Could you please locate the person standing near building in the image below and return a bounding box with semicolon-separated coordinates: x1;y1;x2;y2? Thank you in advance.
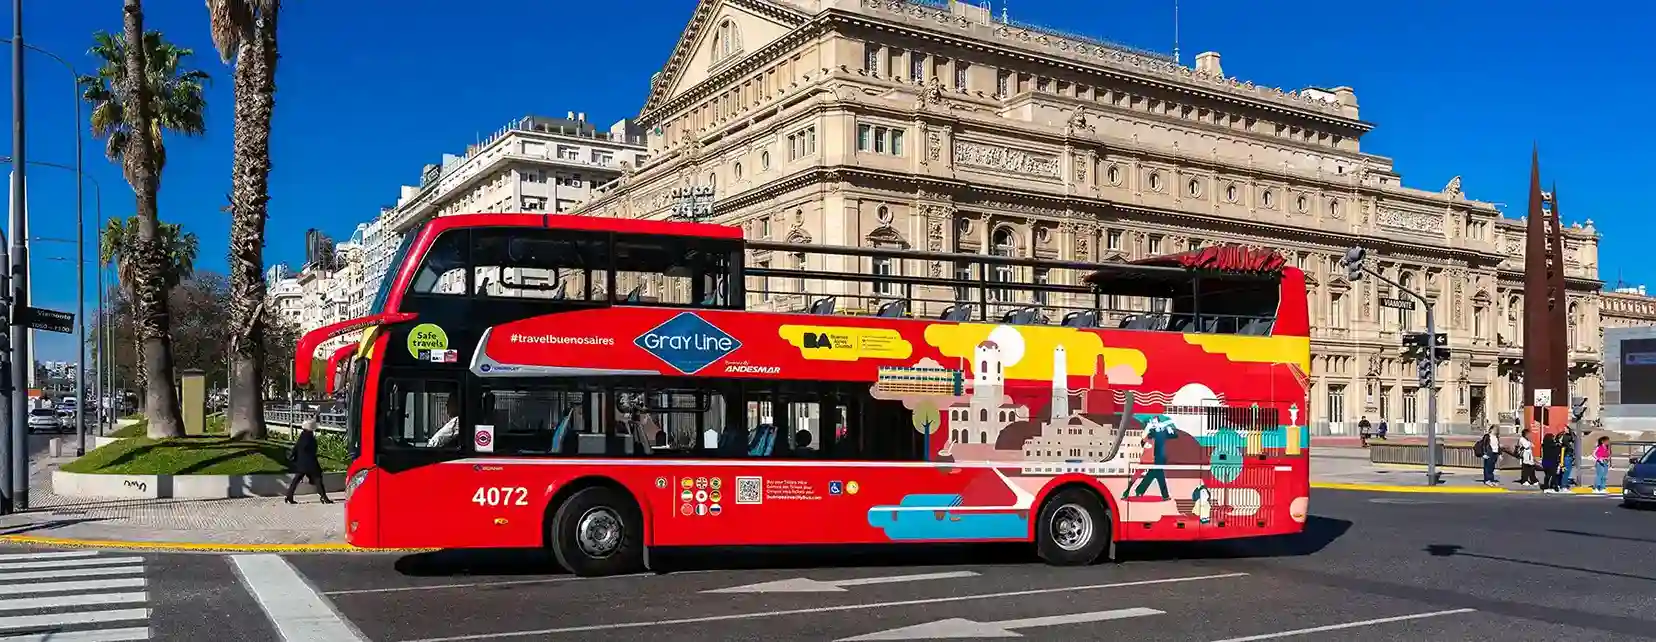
1474;426;1501;487
1558;429;1578;490
1514;427;1538;487
1540;433;1562;493
1591;435;1613;494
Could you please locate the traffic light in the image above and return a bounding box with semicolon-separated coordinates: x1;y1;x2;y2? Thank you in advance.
1570;396;1588;423
1416;358;1434;387
1341;246;1366;282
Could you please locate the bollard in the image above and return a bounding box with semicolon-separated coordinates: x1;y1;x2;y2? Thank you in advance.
49;438;61;458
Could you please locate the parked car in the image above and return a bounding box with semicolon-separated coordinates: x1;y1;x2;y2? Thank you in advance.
1624;447;1656;508
27;407;64;433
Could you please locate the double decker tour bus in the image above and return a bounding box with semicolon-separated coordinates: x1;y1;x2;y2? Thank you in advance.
297;213;1311;576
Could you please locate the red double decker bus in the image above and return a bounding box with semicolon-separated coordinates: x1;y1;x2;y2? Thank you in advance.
297;214;1311;576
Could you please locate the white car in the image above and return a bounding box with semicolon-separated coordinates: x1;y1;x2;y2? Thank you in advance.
27;408;63;433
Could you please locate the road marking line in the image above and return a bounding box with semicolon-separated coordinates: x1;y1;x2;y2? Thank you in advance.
0;626;151;642
1205;608;1476;642
0;557;146;572
0;550;100;562
0;577;146;596
399;572;1248;641
0;591;147;612
0;608;149;632
0;565;145;582
230;554;368;642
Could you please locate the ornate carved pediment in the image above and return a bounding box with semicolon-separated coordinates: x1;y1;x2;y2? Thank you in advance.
865;225;909;248
1472;290;1493;305
953;141;1061;179
786;226;812;244
1375;208;1444;234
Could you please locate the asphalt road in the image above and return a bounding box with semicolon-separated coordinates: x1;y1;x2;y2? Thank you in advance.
1;490;1652;641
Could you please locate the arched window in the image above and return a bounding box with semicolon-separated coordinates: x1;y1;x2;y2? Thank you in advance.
1567;302;1579;347
990;227;1017;302
711;20;743;63
980;408;988;422
1395;273;1413;329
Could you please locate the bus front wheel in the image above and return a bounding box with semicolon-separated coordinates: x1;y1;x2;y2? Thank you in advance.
549;486;644;577
1034;487;1111;566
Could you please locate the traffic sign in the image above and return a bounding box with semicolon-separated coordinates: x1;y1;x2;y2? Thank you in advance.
1532;389;1552;407
1379;297;1415;310
20;306;73;334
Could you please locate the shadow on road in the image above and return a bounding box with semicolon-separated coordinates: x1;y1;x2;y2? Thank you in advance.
392;515;1352;577
1118;515;1353;562
1426;543;1656;583
0;517;112;537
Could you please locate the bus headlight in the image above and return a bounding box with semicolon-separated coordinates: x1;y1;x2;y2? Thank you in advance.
344;468;371;501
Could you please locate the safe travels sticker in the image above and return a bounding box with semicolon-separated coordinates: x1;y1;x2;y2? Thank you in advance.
407;323;449;359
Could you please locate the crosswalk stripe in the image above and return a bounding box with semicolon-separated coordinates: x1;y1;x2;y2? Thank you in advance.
0;592;148;612
0;565;144;582
0;557;146;572
0;551;100;562
0;625;151;641
0;608;149;632
0;577;146;597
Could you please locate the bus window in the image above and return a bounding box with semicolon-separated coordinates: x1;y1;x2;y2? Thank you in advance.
471;229;608;301
478;384;586;455
410;231;471;296
612;234;738;308
382;378;463;450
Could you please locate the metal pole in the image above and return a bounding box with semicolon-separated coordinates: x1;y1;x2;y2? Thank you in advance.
6;0;29;512
1424;304;1438;486
74;65;85;457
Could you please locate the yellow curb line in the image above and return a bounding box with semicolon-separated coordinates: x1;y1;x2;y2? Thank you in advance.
0;534;435;554
1313;481;1624;495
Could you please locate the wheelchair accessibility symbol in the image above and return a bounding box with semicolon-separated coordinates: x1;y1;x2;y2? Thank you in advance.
828;481;843;496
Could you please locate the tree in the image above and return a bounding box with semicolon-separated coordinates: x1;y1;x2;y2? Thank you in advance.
82;3;209;438
100;215;199;396
88;269;300;406
207;0;282;440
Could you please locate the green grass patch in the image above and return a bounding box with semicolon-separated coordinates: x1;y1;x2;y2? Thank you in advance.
62;436;347;476
108;419;148;438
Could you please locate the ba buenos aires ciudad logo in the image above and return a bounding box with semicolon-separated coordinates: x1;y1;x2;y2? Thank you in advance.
634;312;741;374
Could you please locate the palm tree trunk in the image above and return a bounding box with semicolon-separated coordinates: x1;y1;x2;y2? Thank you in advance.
226;2;280;441
122;0;186;438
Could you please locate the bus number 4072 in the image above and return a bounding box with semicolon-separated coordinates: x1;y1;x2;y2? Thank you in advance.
472;487;529;506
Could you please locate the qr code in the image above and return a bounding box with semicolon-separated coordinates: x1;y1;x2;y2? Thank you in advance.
735;476;762;505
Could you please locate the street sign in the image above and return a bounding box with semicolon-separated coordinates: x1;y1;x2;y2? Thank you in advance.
21;306;74;334
1532;389;1552;407
1379;297;1416;310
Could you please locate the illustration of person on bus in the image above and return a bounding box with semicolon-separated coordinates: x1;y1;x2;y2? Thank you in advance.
1124;415;1176;501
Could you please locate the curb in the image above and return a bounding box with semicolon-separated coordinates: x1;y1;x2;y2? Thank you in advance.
1312;481;1624;495
0;534;435;554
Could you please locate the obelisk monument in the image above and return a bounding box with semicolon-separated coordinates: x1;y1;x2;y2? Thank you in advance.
1521;148;1569;446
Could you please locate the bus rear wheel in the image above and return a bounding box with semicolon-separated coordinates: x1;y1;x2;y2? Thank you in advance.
549;486;644;577
1035;487;1111;566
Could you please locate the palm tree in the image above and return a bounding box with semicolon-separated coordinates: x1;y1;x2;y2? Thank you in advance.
100;215;199;408
207;0;281;440
79;30;209;183
82;0;203;438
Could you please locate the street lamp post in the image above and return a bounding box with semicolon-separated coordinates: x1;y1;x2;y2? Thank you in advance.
0;36;86;456
3;0;29;515
10;161;99;457
1343;246;1442;486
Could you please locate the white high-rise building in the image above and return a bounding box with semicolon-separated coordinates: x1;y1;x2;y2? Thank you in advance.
379;112;649;236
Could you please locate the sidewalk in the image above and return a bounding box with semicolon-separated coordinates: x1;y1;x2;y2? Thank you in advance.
1310;446;1625;494
0;446;1627;553
0;435;354;552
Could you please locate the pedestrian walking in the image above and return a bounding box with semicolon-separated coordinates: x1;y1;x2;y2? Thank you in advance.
1592;435;1613;494
1515;427;1539;486
285;419;334;505
1474;426;1501;486
1540;433;1562;493
1558;429;1578;490
1358;416;1372;447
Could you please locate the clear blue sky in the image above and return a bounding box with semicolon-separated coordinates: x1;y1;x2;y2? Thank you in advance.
7;0;1653;363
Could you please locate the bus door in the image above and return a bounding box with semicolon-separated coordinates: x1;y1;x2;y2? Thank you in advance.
372;369;474;546
1200;402;1278;539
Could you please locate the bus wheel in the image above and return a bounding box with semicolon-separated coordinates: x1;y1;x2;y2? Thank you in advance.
1035;487;1110;566
549;486;644;577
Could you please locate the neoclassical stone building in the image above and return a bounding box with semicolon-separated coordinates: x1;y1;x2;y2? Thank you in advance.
577;0;1621;433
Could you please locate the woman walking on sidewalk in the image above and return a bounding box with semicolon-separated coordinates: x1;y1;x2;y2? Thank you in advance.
285;420;334;505
1515;427;1539;487
1592;435;1613;494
